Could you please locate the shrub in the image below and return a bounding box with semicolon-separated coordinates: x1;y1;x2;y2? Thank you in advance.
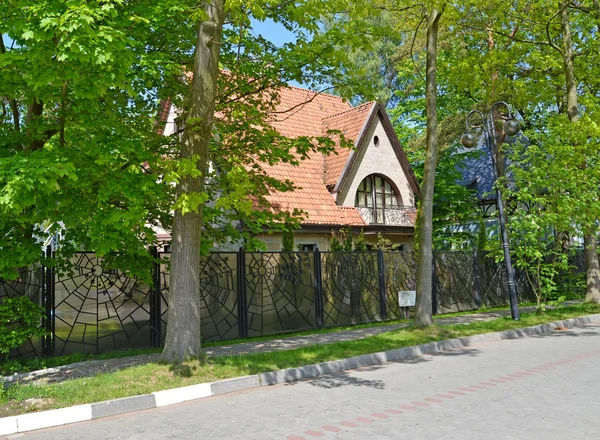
0;297;46;357
282;225;295;252
354;229;367;251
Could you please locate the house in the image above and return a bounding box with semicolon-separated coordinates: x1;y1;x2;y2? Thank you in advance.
444;133;532;248
160;85;420;251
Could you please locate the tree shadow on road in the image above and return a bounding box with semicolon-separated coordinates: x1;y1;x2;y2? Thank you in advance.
287;364;387;390
531;325;600;339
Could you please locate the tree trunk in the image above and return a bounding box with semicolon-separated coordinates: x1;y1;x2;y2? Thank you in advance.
560;4;578;124
559;3;600;302
415;7;444;328
584;235;600;303
162;0;225;363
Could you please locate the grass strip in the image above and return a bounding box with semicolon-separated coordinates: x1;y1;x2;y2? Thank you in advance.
1;301;543;376
0;302;598;417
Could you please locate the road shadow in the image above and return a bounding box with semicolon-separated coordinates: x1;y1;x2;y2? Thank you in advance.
304;365;387;390
530;324;600;339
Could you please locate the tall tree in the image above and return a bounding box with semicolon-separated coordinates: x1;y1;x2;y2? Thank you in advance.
162;0;225;362
414;5;445;327
161;0;374;361
558;2;600;303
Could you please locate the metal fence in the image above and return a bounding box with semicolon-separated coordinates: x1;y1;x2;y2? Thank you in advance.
0;249;547;358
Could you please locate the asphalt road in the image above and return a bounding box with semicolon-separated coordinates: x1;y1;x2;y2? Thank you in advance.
12;324;600;440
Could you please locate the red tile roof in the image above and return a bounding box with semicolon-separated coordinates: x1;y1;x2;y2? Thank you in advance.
265;87;376;226
322;102;375;187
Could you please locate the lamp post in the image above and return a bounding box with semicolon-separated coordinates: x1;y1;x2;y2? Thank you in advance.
461;101;520;320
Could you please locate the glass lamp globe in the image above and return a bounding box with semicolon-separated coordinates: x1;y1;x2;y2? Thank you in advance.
503;119;521;136
461;132;478;148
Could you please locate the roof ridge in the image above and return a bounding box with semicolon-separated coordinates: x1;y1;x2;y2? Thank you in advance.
322;101;376;122
284;85;347;101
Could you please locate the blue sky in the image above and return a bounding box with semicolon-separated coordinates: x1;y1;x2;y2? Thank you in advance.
250;18;297;47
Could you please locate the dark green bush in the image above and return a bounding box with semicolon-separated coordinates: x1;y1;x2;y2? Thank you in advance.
0;297;46;357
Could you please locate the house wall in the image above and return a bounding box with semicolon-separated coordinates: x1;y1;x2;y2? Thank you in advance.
162;104;178;136
255;231;413;251
336;115;415;209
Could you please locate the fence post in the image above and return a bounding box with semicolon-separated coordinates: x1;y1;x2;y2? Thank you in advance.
150;247;161;348
377;249;387;321
42;245;54;357
314;248;325;329
431;251;438;316
237;248;248;339
473;250;482;308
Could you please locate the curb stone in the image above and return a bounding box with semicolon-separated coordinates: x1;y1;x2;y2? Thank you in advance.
2;313;599;435
91;394;156;419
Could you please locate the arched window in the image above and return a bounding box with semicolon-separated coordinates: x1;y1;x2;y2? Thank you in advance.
355;175;401;224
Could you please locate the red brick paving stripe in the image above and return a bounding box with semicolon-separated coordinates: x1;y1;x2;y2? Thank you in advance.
285;343;593;440
410;401;431;407
323;426;342;433
371;413;390;419
448;390;466;395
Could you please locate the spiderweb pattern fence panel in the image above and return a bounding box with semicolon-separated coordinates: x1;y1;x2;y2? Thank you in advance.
383;251;417;319
434;252;479;314
53;253;152;355
245;252;316;337
158;252;239;342
321;252;381;326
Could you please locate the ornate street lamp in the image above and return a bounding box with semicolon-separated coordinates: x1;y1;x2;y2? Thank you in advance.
461;102;521;320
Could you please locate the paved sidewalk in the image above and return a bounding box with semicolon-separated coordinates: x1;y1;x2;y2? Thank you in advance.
1;302;579;387
16;321;600;440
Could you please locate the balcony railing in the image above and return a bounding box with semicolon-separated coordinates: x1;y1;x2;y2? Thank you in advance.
357;206;417;226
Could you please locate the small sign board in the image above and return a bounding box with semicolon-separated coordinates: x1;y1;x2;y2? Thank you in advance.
398;290;416;307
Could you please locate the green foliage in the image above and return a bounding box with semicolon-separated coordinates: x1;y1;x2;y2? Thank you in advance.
329;230;343;251
477;219;488;252
411;146;482;249
343;229;353;252
502;113;600;309
0;0;377;278
281;224;295;252
354;229;367;251
329;228;354;251
0;297;45;357
376;232;400;251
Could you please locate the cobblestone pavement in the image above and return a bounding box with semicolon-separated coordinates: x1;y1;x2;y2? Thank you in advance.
2;302;580;386
13;322;600;440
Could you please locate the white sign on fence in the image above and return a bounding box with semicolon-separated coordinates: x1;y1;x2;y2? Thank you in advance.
398;290;416;307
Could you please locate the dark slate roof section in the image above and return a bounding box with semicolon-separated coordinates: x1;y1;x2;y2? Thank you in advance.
456;133;529;201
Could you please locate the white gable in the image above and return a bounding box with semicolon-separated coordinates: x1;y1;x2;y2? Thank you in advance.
336;113;415;208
